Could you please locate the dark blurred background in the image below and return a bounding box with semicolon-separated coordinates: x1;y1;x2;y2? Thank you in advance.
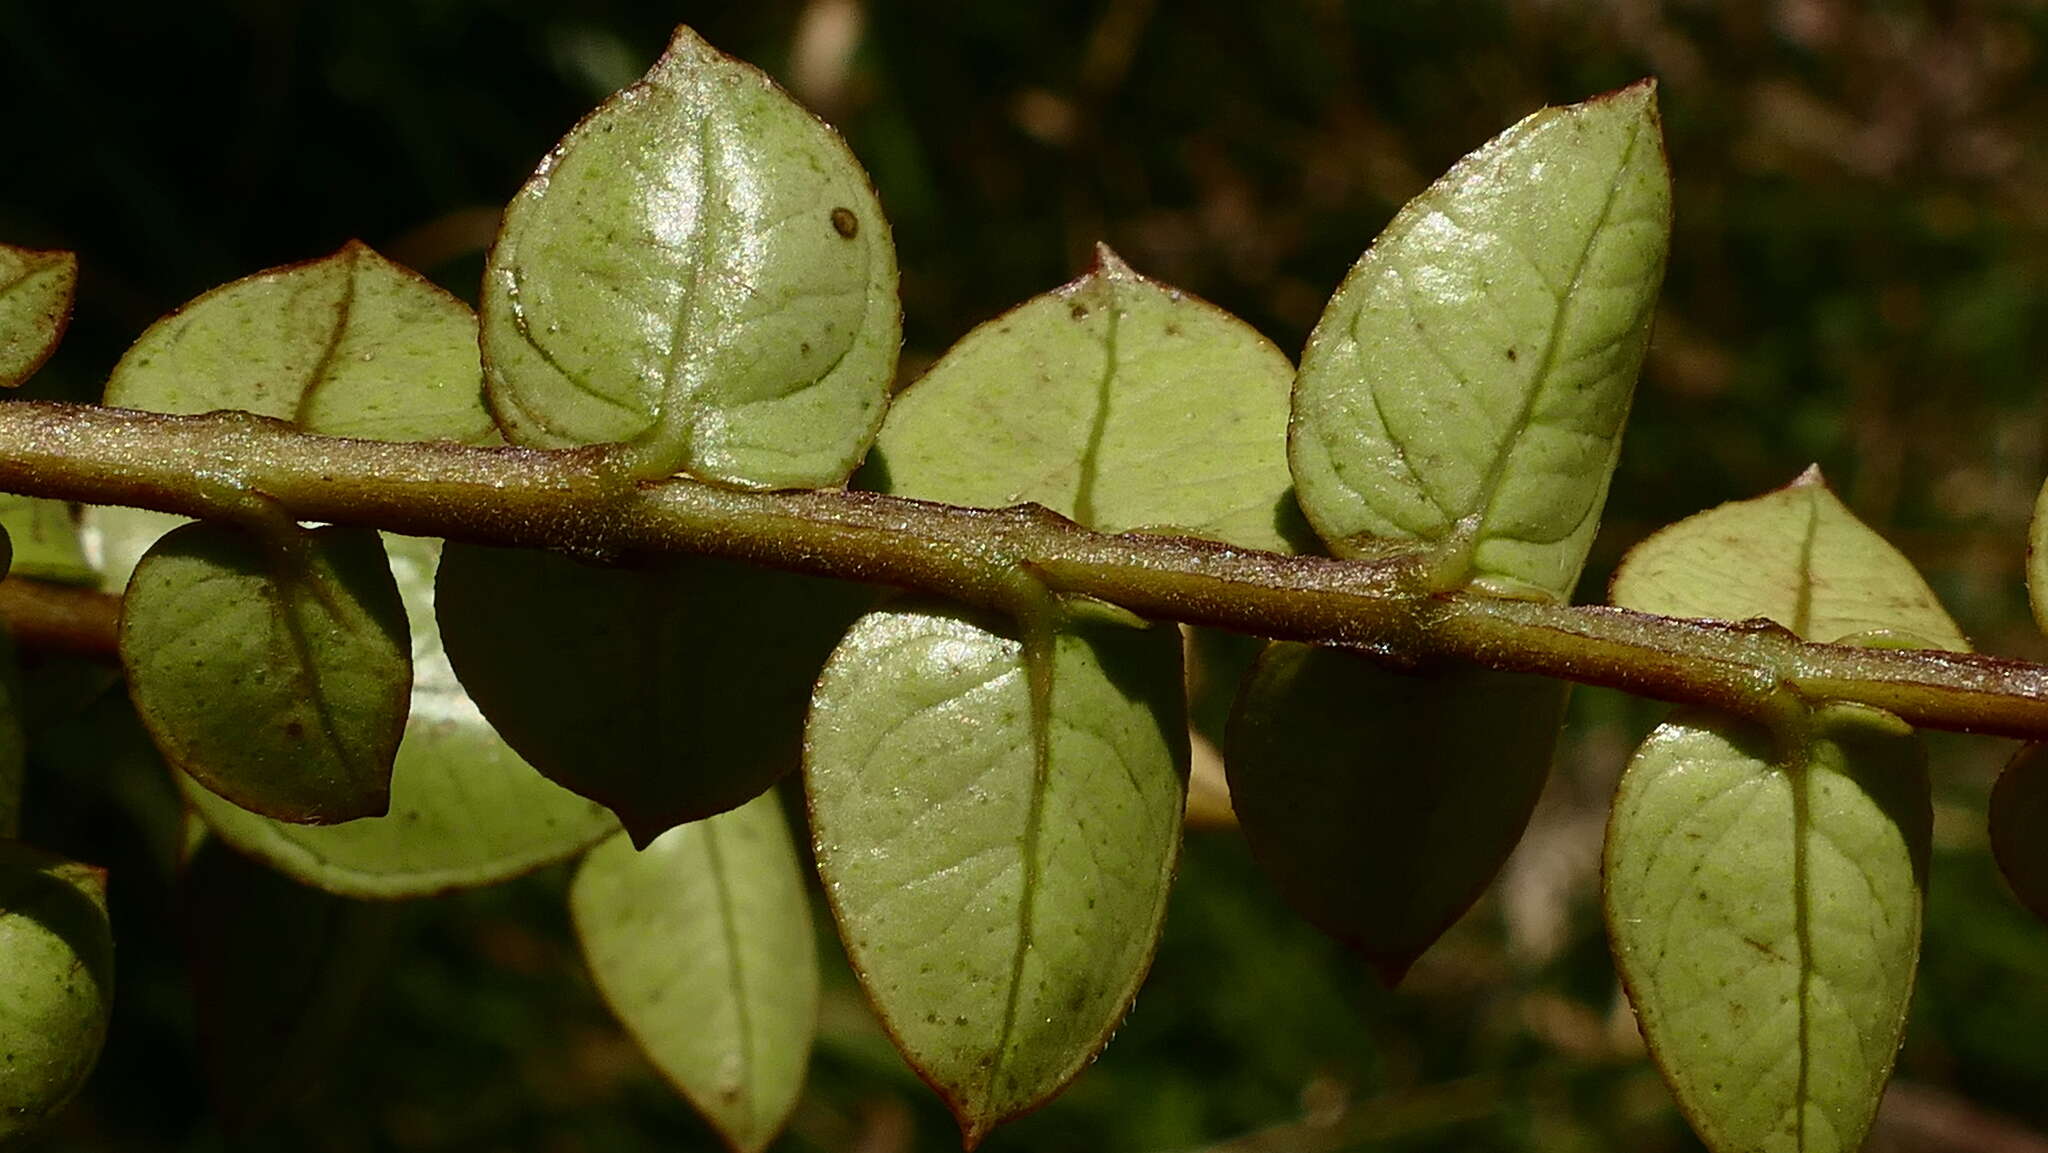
6;1;2048;1150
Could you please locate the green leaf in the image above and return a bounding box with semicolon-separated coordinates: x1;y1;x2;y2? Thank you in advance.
178;536;617;897
867;244;1302;553
103;240;494;444
1290;82;1670;600
182;834;397;1130
571;793;816;1153
1226;644;1564;981
1991;743;2048;925
0;244;76;389
1612;466;1968;650
436;545;870;845
120;523;411;824
806;604;1187;1144
481;24;899;487
0;841;113;1142
0;496;95;585
1605;705;1928;1153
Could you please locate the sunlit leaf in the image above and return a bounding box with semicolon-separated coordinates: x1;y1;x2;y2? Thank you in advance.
0;244;76;389
178;536;617;896
1291;83;1669;600
1227;644;1563;982
1605;706;1927;1153
437;545;870;845
0;842;112;1142
1613;465;1968;650
182;835;397;1130
103;240;494;444
481;23;898;488
571;793;815;1153
0;497;93;585
120;523;410;824
806;604;1186;1145
1991;743;2048;925
868;244;1303;553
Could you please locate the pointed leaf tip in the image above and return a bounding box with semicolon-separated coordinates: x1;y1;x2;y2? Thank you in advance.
1290;77;1671;598
1611;471;1967;650
481;21;899;487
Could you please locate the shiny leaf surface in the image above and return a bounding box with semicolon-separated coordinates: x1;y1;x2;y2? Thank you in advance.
572;794;815;1153
481;24;898;487
1290;83;1669;600
806;605;1186;1144
1227;644;1564;982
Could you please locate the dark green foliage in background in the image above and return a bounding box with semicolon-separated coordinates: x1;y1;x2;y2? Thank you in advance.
6;2;2048;1150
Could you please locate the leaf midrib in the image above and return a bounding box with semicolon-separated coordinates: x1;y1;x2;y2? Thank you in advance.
986;621;1058;1119
1070;285;1122;530
1461;116;1645;570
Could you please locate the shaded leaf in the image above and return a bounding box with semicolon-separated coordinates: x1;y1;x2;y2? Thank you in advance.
1226;644;1564;982
436;545;869;845
572;794;815;1153
0;841;113;1142
1605;706;1928;1153
182;835;397;1130
1290;83;1669;600
869;244;1301;553
1991;743;2048;925
103;240;494;444
0;497;94;585
178;536;616;897
806;604;1186;1145
0;244;76;389
1612;466;1968;650
0;629;21;840
120;523;411;824
482;24;898;487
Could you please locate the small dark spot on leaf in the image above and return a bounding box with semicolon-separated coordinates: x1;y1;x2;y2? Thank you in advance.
830;208;859;238
284;720;304;740
1504;347;1518;361
1070;302;1089;320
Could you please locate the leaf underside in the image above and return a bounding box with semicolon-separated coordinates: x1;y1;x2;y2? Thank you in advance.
806;604;1187;1145
572;793;817;1153
1990;744;2048;925
0;243;77;389
1290;82;1670;600
1605;707;1927;1153
178;536;617;897
869;244;1303;554
436;543;871;846
1227;644;1564;982
1612;466;1969;651
0;841;113;1143
120;523;412;824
